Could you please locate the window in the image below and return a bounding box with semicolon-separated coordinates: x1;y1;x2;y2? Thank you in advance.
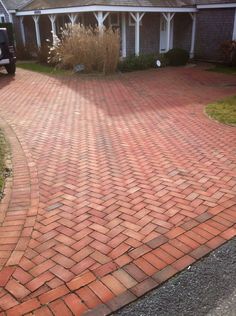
108;13;119;27
161;19;166;32
0;15;5;23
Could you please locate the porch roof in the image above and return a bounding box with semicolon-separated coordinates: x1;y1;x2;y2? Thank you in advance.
20;0;196;11
196;0;236;8
2;0;32;10
197;0;236;3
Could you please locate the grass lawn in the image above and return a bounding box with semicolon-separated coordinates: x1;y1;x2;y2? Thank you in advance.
0;130;7;198
207;64;236;75
205;95;236;126
17;62;70;76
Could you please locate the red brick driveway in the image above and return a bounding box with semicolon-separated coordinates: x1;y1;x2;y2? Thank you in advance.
0;66;235;315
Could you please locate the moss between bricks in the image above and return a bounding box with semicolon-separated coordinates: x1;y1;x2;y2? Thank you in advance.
0;129;8;200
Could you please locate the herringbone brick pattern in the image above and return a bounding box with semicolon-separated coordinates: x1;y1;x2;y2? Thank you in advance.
0;66;235;315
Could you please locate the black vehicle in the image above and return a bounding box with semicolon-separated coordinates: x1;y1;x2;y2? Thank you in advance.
0;28;16;75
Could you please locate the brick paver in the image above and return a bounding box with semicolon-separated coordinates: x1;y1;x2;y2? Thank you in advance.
0;66;235;315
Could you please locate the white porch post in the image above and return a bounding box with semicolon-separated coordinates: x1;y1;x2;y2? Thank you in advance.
94;11;109;31
9;13;13;23
135;13;140;56
121;13;127;58
233;8;236;40
68;13;78;25
33;15;41;48
130;12;145;56
166;13;171;52
48;14;57;43
19;16;26;47
189;13;196;58
162;13;175;52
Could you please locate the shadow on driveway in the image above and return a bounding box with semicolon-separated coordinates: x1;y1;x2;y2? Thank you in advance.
0;71;15;89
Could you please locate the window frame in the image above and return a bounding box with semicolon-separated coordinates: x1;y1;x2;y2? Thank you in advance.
108;13;120;27
0;14;5;23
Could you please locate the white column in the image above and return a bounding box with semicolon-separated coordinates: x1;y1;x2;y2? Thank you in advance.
162;13;175;52
94;11;109;31
33;15;41;48
48;14;57;43
135;13;140;56
68;13;78;25
233;8;236;40
9;13;13;23
19;16;26;47
130;12;145;56
190;13;197;58
166;14;171;52
121;13;127;58
97;11;104;30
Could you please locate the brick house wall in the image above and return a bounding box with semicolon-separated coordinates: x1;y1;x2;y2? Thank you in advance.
23;16;37;48
136;13;160;55
173;13;192;52
0;1;9;23
11;14;22;45
195;8;235;61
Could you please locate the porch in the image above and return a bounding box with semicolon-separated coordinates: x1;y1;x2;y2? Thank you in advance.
17;7;197;58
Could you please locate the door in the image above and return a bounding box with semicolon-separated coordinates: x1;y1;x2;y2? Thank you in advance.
159;15;174;53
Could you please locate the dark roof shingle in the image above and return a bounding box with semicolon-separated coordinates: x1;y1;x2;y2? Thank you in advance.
21;0;196;11
2;0;33;10
15;0;236;11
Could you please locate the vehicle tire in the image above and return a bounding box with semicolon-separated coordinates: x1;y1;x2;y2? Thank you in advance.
5;62;16;75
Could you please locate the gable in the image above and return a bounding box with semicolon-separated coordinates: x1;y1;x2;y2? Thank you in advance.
1;0;33;11
0;0;9;22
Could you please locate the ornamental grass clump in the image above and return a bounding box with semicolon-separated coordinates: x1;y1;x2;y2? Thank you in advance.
48;24;120;74
220;40;236;66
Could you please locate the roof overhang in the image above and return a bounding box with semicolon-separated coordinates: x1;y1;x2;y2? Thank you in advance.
197;3;236;9
0;0;10;17
16;5;197;16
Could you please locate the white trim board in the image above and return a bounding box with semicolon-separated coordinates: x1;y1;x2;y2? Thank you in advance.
16;5;197;16
197;3;236;9
0;13;5;22
233;8;236;40
0;0;10;20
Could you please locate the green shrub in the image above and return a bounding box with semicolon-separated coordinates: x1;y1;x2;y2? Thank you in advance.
0;130;6;197
165;48;189;66
118;53;168;72
16;43;52;64
220;40;236;66
16;44;35;60
37;44;50;64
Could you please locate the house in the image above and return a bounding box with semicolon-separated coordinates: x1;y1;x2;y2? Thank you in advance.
1;0;32;22
3;0;236;61
0;0;32;48
0;0;10;23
